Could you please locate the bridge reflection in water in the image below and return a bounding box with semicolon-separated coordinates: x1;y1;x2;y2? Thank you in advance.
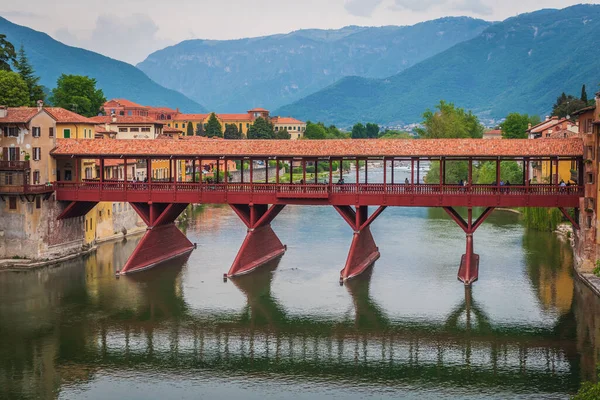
0;228;596;398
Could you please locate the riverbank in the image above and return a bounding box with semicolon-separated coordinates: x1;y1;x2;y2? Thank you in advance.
0;227;146;272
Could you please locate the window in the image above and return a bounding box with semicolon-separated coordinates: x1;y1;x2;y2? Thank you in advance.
9;197;17;210
130;127;139;132
85;219;88;231
128;111;132;116
35;196;41;209
587;119;593;133
33;147;41;161
63;129;71;139
33;170;40;184
588;173;594;184
5;172;13;185
119;111;125;116
175;123;179;128
587;216;593;229
141;127;151;132
119;127;128;132
7;147;20;161
32;127;41;137
49;127;54;137
8;127;18;137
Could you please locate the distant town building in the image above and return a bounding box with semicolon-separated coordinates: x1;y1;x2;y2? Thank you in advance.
526;116;578;139
103;99;307;139
483;129;502;139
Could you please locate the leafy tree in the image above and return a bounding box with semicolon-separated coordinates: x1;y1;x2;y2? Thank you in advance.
195;122;205;137
186;121;194;136
379;129;413;139
365;122;380;138
14;45;45;106
205;112;223;138
224;123;242;139
573;365;600;399
552;92;586;119
49;74;106;117
351;123;367;139
581;84;588;103
500;113;540;139
0;34;16;72
325;124;347;139
247;117;274;139
304;121;327;139
415;101;483;139
274;128;291;140
0;70;29;106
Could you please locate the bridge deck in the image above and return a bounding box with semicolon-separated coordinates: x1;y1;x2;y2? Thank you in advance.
55;181;582;207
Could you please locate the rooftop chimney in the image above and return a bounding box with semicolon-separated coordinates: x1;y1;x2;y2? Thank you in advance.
545;116;550;121
36;100;44;111
0;106;7;119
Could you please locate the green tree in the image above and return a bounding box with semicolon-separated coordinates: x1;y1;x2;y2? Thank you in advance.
581;84;588;103
379;129;412;139
49;74;106;117
224;123;242;139
573;365;600;399
325;124;348;139
552;92;586;119
186;121;194;136
274;128;291;139
415;101;483;139
351;123;367;139
0;34;16;72
365;122;380;139
0;70;29;106
304;121;327;139
205;112;223;138
195;122;205;137
247;117;274;139
500;113;539;139
14;45;45;106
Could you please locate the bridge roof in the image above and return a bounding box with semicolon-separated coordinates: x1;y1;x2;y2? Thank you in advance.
51;138;583;158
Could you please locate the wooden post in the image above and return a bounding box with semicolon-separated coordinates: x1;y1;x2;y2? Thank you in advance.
416;158;420;184
391;158;395;184
100;159;105;183
250;158;253;183
289;159;293;183
496;158;501;189
216;159;220;184
355;158;359;188
440;157;444;186
365;159;368;184
192;159;196;183
411;158;414;186
329;159;333;186
383;158;387;192
302;159;306;184
468;157;473;187
265;159;269;183
276;159;280;184
314;160;318;185
224;158;228;183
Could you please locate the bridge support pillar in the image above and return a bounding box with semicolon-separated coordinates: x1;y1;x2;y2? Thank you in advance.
228;204;287;277
443;207;495;286
335;205;386;281
120;202;193;275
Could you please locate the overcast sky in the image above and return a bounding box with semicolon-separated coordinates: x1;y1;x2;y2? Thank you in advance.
2;0;599;64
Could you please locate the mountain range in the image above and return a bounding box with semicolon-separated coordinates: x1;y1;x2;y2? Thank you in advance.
137;17;491;112
275;4;600;126
0;16;205;113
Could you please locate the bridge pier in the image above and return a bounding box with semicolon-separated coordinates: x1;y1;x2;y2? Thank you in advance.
120;202;193;275
443;207;495;286
228;204;287;277
335;205;386;281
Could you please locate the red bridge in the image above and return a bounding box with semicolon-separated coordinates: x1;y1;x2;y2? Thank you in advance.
51;138;584;286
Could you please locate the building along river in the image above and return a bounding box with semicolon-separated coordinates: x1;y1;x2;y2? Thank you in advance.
0;168;598;399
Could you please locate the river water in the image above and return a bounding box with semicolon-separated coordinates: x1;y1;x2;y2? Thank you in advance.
1;169;600;399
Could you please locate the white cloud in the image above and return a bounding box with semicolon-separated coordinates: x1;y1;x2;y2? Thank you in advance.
391;0;448;12
345;0;385;16
54;13;173;65
452;0;494;15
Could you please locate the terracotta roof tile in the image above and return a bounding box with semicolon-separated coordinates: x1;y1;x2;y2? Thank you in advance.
173;114;208;121
51;138;584;158
0;107;42;123
105;99;148;109
272;116;305;124
45;107;96;124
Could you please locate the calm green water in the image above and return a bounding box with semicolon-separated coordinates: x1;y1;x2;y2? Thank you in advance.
1;171;599;399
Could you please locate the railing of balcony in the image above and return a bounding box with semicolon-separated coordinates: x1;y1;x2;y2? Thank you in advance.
0;160;30;170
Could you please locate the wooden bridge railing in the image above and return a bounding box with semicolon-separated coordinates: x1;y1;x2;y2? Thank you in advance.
55;181;584;197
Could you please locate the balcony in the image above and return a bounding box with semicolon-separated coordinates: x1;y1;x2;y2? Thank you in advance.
0;160;30;170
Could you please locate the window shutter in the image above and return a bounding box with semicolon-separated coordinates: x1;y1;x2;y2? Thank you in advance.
2;147;8;160
15;147;20;161
2;127;6;137
49;127;54;137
